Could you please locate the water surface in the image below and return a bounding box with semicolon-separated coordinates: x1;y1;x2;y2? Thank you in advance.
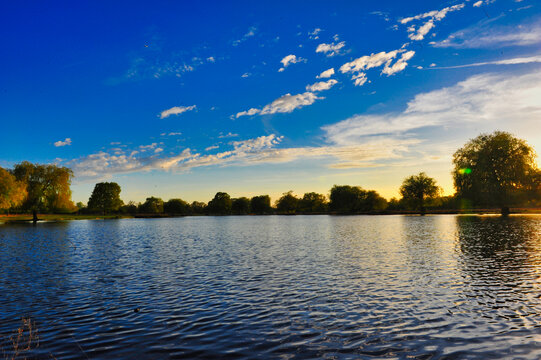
1;215;540;359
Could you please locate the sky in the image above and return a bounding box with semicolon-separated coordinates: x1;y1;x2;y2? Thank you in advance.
1;0;540;204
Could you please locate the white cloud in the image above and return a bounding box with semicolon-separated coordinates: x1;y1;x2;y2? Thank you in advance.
218;132;239;138
233;26;257;46
323;70;541;143
352;73;367;87
205;145;219;151
278;54;306;71
400;4;465;41
207;56;215;62
400;4;465;24
317;68;335;78
306;79;338;92
309;28;322;40
241;72;251;78
316;41;346;56
154;148;163;153
432;20;541;48
159;105;196;119
340;50;399;73
473;1;483;7
54;138;72;147
235;108;260;118
382;50;415;75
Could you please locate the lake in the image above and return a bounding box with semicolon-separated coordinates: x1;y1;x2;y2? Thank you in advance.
0;215;540;359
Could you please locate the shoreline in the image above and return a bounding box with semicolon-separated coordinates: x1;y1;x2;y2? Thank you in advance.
1;208;541;223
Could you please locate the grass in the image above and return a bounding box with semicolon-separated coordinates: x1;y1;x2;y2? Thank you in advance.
1;318;42;360
0;214;134;222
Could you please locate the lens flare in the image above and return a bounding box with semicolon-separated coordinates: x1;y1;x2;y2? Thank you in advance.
458;168;472;175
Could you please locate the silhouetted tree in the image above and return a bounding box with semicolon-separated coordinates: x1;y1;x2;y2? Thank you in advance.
250;195;272;214
232;197;251;215
329;185;387;213
207;192;232;215
87;182;123;214
299;192;328;213
276;191;299;214
0;167;26;213
399;172;441;214
190;201;206;214
453;131;539;214
12;162;75;220
164;198;190;215
121;201;138;214
139;197;164;214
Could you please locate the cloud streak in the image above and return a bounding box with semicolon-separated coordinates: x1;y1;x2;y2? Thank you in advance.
160;105;196;119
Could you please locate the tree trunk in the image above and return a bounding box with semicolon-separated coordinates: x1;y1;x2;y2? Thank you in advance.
501;206;510;216
32;210;38;223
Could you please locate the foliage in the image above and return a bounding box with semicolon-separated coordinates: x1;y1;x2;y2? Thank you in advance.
207;192;232;215
164;198;190;215
453;131;539;209
12;161;75;212
0;167;26;211
87;182;123;214
190;201;207;214
231;197;251;215
399;172;441;213
250;195;272;214
275;191;299;214
329;185;387;213
139;197;164;214
121;201;138;214
299;192;328;213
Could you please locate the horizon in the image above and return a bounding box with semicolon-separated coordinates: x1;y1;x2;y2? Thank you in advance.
1;0;540;204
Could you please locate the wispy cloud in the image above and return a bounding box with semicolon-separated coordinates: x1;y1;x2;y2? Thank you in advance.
159;105;196;119
54;138;72;147
309;28;322;40
233;26;257;46
430;55;541;69
323;69;541;143
432;20;541;48
235;92;322;118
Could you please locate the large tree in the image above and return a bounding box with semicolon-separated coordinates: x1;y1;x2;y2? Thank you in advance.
0;167;27;213
207;192;232;215
164;198;190;215
329;185;387;213
87;182;123;214
139;197;164;214
399;172;441;214
275;191;299;214
12;162;75;220
231;197;251;215
299;192;328;213
250;195;272;214
452;131;539;214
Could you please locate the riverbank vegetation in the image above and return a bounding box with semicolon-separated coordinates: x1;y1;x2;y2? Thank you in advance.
1;131;539;219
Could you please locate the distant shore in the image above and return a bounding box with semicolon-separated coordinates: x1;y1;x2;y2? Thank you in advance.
1;208;541;223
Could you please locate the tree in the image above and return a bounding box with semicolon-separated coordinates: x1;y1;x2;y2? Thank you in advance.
275;191;299;214
87;182;123;214
298;192;328;213
207;192;232;215
139;197;164;214
164;198;190;215
0;167;26;213
190;201;206;214
329;185;387;213
250;195;272;214
12;162;75;220
232;197;251;215
453;131;539;214
399;172;441;214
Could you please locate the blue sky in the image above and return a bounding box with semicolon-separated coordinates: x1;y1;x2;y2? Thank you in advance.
1;0;540;204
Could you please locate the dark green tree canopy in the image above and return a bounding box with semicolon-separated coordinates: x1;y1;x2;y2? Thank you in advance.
250;195;272;214
299;192;328;213
87;182;123;214
12;161;74;212
139;197;164;214
453;131;539;209
330;185;387;213
231;197;251;215
207;192;232;215
275;191;299;214
164;198;190;215
399;172;441;213
190;201;206;214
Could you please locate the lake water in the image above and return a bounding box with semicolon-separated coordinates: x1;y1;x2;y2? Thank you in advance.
0;215;540;359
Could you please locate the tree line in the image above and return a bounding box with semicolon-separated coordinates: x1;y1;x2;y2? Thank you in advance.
1;131;540;217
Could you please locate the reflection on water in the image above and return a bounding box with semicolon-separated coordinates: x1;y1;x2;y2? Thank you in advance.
0;216;540;359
